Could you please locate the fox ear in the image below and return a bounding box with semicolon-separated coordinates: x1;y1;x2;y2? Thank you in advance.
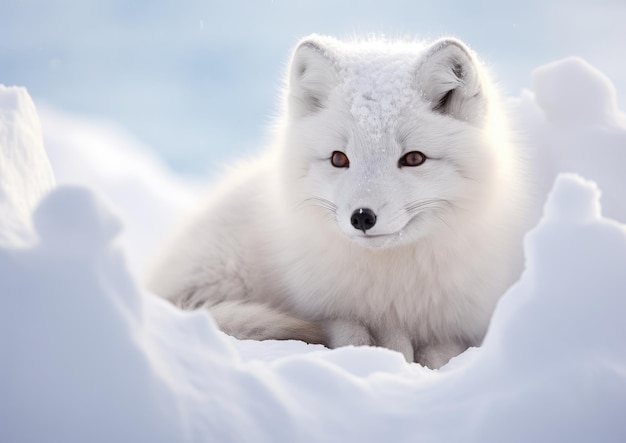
287;37;338;118
417;39;487;124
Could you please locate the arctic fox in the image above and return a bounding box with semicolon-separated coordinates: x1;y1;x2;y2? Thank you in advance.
147;35;528;368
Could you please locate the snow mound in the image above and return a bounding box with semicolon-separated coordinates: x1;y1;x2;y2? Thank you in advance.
1;186;186;442
485;174;626;371
510;57;626;224
472;175;626;441
532;57;621;127
3;173;625;441
37;105;201;275
542;173;601;223
2;85;626;442
0;85;55;246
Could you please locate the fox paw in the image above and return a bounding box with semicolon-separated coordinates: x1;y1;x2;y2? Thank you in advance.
324;319;373;348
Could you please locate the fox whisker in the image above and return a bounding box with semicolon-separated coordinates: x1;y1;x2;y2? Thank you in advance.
297;196;338;215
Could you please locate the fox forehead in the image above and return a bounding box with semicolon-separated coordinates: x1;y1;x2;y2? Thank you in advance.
333;53;425;141
311;100;434;160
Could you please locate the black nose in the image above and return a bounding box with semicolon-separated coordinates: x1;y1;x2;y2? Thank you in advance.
351;208;377;233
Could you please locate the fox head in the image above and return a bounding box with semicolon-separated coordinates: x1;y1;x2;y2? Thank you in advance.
278;35;516;249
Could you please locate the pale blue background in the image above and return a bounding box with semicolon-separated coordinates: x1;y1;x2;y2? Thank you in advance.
2;0;624;174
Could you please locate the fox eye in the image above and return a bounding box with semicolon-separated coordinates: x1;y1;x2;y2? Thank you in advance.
399;151;427;167
331;151;350;168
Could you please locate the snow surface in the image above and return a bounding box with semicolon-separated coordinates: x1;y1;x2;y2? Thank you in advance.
36;105;201;274
509;57;626;224
2;57;626;442
0;86;55;247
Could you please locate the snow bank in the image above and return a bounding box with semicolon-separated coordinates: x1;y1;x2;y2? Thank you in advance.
2;56;626;442
2;170;625;441
509;57;626;224
0;86;54;246
1;187;188;442
37;105;202;275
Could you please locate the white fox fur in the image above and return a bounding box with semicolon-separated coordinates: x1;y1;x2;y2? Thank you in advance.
146;35;529;369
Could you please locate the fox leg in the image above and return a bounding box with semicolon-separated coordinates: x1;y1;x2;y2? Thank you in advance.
416;341;468;369
323;319;373;348
375;329;414;363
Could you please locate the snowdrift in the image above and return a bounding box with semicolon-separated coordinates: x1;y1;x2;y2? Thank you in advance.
1;57;626;442
0;86;54;247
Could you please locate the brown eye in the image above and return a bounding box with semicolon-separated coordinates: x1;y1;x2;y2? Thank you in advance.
399;151;427;167
331;151;350;168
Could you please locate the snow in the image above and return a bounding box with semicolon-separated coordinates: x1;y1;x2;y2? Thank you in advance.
0;86;54;247
36;105;201;274
2;56;626;441
532;57;622;128
509;57;626;224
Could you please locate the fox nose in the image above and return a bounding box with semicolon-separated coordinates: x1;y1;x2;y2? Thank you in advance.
351;208;377;233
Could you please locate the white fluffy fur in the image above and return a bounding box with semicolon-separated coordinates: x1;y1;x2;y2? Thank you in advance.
146;35;529;369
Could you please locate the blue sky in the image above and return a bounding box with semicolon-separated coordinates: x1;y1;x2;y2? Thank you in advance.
2;0;624;175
